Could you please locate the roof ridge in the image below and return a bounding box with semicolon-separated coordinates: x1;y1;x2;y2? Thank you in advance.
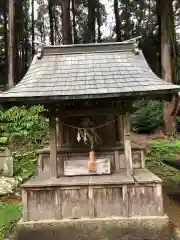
43;41;135;56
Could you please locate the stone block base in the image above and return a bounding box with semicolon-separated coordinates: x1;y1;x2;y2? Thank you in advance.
15;216;171;240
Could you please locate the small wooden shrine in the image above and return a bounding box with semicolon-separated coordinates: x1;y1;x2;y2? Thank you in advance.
0;41;180;240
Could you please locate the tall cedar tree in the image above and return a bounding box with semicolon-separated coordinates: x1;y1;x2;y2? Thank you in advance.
48;0;54;45
8;0;15;89
3;0;8;81
72;0;78;44
31;0;35;56
88;0;96;43
160;0;176;133
114;0;121;41
61;0;72;44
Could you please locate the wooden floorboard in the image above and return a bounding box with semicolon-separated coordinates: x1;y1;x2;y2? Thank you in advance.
22;170;134;188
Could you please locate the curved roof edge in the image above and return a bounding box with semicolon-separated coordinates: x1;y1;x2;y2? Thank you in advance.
0;40;179;105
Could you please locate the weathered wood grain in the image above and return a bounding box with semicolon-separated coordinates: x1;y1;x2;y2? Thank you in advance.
141;150;145;168
155;183;164;216
41;154;50;172
57;155;66;177
54;189;62;219
56;119;64;147
94;187;124;217
133;169;162;184
22;189;28;221
22;171;134;188
88;186;94;217
64;158;111;176
114;150;120;171
123;113;133;175
27;190;57;221
61;188;90;219
128;185;163;217
128;186;154;216
124;140;133;174
122;185;129;217
49;114;58;177
119;153;126;168
117;116;124;143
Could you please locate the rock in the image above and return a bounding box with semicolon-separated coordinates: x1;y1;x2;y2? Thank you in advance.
0;176;18;196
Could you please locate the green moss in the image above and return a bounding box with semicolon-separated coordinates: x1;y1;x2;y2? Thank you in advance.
0;204;22;240
147;139;180;186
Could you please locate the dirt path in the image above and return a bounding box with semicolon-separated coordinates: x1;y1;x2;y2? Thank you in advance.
163;189;180;229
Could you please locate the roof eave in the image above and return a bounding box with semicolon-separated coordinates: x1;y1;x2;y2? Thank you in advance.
0;89;177;107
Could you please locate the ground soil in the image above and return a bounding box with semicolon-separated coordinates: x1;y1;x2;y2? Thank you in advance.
0;195;21;204
163;190;180;229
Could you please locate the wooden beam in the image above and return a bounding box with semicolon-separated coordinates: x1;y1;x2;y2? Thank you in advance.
123;113;133;175
41;106;135;118
49;113;58;177
58;106;135;117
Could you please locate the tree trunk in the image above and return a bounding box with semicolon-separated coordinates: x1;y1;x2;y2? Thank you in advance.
156;0;161;77
8;0;15;89
114;0;121;42
97;0;101;42
31;0;35;57
88;0;96;43
54;9;61;44
161;0;176;134
169;2;177;83
72;0;78;44
14;0;23;84
48;0;54;45
24;0;29;74
3;0;8;84
61;0;72;44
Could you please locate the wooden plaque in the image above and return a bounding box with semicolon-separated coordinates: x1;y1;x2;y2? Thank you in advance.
64;158;111;176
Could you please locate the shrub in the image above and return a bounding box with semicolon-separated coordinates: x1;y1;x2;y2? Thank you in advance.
0;105;48;145
132;100;163;133
13;151;37;182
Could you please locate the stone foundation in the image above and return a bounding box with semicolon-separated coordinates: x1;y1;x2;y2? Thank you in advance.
15;216;170;240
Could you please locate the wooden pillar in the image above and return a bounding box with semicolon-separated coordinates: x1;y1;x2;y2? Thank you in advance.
117;116;124;144
56;118;64;148
123;113;133;175
49;114;58;177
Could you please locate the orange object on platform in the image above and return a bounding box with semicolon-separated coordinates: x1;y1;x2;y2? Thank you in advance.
89;151;95;172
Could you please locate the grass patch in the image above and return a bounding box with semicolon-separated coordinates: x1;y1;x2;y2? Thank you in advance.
147;139;180;186
0;204;21;240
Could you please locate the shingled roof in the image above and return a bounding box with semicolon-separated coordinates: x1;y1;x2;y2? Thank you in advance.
0;41;180;104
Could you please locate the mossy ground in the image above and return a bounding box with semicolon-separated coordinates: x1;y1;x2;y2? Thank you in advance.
0;204;21;240
147;139;180;187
